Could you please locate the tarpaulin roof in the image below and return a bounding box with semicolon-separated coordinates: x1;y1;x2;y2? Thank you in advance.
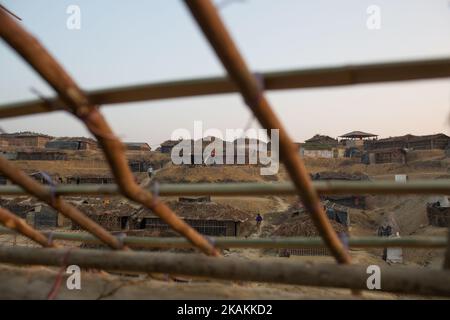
339;131;377;138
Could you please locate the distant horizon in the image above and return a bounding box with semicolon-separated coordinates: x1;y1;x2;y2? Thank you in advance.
1;129;448;149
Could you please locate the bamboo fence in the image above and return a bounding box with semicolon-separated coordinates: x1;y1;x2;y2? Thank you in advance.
0;0;449;297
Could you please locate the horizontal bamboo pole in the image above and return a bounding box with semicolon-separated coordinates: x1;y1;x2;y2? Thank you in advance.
0;246;449;296
0;227;446;249
1;57;450;119
0;180;449;196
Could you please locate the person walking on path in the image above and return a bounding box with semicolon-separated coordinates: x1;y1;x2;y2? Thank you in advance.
256;213;263;233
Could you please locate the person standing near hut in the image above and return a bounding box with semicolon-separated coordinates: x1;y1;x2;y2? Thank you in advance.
256;213;263;233
147;166;154;178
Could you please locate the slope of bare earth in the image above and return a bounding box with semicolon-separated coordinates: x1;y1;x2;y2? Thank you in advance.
154;164;289;183
10;151;170;177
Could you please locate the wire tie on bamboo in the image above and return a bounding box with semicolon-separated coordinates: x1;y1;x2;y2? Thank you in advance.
205;236;217;250
47;231;54;247
339;232;350;252
39;171;57;205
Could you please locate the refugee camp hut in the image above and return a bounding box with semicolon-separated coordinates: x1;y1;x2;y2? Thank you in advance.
45;137;98;151
133;201;249;237
365;148;407;164
427;199;450;227
365;133;450;151
0;151;17;160
180;136;227;165
272;214;348;257
170;137;225;165
288;200;349;226
71;200;136;231
299;134;339;159
0;132;53;148
312;171;369;208
0;199;35;219
128;160;152;172
159;140;181;154
324;200;350;227
66;174;115;184
230;137;267;165
16;151;68;161
339;131;378;148
72;211;131;231
25;204;67;229
300;144;334;158
305;134;338;146
139;215;240;237
345;147;363;159
125;142;151;152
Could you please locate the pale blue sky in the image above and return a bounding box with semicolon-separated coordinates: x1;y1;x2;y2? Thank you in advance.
1;0;450;147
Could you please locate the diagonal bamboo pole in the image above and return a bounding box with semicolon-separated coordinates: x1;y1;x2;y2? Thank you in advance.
184;0;350;264
0;207;53;248
0;9;218;256
0;157;124;249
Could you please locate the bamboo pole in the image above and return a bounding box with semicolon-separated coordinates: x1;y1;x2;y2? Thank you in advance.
0;208;53;248
155;180;450;196
184;0;351;264
0;226;446;249
0;157;124;249
0;246;449;297
1;57;450;119
0;8;218;257
444;228;450;269
0;4;21;21
0;180;449;197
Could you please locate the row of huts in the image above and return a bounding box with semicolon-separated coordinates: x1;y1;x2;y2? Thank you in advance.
1;197;246;238
3;131;449;165
157;137;271;165
0;132;151;152
295;131;450;163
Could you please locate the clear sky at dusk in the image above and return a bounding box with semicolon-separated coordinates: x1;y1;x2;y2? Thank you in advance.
1;0;450;147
